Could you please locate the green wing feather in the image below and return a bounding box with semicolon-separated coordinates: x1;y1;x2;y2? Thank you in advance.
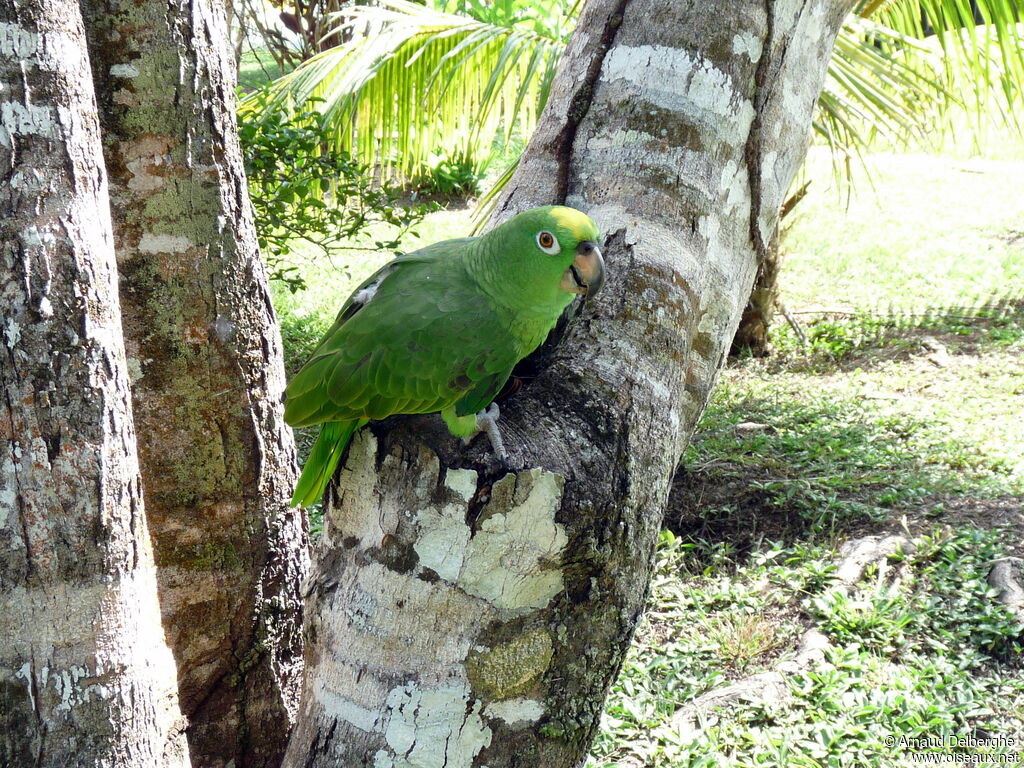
284;238;520;507
284;242;517;429
291;419;368;508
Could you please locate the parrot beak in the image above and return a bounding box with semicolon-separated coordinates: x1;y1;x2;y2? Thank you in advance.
561;241;606;299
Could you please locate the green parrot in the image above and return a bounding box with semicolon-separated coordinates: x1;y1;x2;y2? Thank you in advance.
284;205;605;507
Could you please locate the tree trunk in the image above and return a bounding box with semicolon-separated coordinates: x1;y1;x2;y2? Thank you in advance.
283;1;856;766
730;181;809;357
79;0;309;765
730;232;781;357
0;2;189;764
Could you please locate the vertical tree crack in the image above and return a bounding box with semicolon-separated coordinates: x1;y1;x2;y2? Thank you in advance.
744;0;810;269
548;0;633;205
3;384;35;578
743;0;776;270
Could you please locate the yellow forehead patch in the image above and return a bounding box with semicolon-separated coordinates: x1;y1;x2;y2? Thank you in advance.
549;206;596;241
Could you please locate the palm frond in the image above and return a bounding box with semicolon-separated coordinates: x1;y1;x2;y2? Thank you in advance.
864;0;1024;134
242;0;569;180
820;16;952;149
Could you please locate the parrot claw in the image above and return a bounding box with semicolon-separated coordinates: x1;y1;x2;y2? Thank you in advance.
468;403;509;466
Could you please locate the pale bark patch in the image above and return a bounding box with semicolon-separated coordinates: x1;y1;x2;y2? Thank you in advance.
483;697;547;728
376;682;491;768
599;44;755;146
458;470;567;613
137;232;193;253
0;102;56;143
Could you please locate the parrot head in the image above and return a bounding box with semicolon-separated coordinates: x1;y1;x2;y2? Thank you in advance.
481;206;606;308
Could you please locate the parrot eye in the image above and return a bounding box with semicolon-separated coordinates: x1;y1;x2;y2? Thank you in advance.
536;230;560;255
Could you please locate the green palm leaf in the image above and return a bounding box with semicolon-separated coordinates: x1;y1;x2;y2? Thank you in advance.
862;0;1024;134
244;0;1021;198
242;0;570;180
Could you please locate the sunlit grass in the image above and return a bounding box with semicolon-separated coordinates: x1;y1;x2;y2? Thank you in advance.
784;145;1024;311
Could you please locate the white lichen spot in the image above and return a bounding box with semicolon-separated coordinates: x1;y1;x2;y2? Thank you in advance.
54;665;89;712
315;687;382;733
126;357;145;385
600;44;754;144
445;468;477;503
483;697;545;728
381;682;491;768
9;168;42;191
330;431;416;549
19;225;46;247
457;469;567;613
137;233;193;254
720;159;750;216
415;469;478;581
1;102;56;141
0;22;37;60
109;62;140;78
4;319;21;349
415;508;469;582
732;31;763;62
14;663;34;711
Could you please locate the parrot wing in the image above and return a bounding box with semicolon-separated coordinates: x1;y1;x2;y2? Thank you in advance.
284;238;517;429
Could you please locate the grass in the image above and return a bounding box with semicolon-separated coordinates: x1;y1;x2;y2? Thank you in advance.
783;148;1024;311
589;529;1024;768
238;46;286;93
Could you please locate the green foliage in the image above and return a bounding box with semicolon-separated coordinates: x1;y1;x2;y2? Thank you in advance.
413;149;488;197
244;0;572;181
238;87;434;291
241;0;1023;208
590;529;1024;768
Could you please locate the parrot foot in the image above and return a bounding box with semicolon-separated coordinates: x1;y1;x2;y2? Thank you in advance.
465;403;509;467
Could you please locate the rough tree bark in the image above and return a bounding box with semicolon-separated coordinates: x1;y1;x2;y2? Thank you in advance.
78;0;309;765
730;233;782;356
0;2;189;765
283;1;856;766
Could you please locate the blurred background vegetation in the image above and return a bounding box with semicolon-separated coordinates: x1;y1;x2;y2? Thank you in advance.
231;1;1024;764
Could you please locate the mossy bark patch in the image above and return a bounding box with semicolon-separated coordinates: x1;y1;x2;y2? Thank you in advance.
466;629;554;700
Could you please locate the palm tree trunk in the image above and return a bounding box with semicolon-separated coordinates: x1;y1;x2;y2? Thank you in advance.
0;2;188;764
79;0;309;764
730;182;810;357
731;233;782;357
283;0;857;766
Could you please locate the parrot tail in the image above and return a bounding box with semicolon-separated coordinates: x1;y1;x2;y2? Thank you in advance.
291;419;365;508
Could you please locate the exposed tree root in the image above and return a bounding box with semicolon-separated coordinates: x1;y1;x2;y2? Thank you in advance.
833;534;915;590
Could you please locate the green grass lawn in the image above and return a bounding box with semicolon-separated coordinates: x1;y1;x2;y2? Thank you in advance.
268;136;1024;766
783;148;1024;311
237;45;286;92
